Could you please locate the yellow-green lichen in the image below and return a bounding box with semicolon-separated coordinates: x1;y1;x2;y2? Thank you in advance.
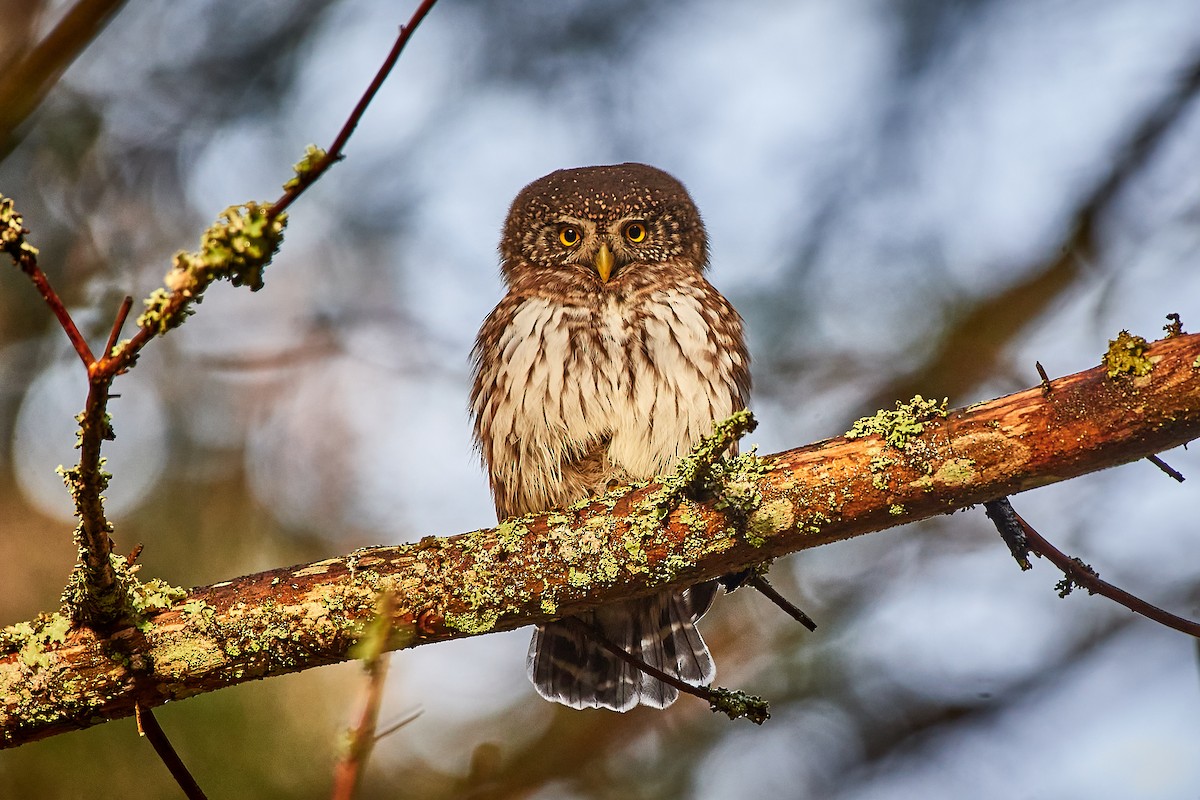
0;195;40;262
136;203;286;335
804;511;830;534
665;410;759;502
596;549;621;581
443;608;500;635
282;144;328;191
1;613;72;670
1103;330;1152;378
709;687;770;724
179;599;215;622
869;453;897;472
621;528;649;572
868;452;897;491
846;395;948;451
889;504;906;516
713;450;771;516
60;552;189;630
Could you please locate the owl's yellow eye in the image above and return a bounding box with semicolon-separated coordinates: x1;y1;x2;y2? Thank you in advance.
558;226;581;248
623;221;647;243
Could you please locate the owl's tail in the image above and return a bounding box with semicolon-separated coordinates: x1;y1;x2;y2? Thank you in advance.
526;582;719;711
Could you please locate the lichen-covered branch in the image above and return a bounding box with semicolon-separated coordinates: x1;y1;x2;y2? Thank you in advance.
2;330;1199;749
4;192;287;628
1;0;441;635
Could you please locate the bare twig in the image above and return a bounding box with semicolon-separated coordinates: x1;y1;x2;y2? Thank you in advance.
1035;361;1052;395
373;708;422;743
561;617;770;724
1145;454;1185;483
101;295;133;362
747;575;817;631
560;617;709;702
983;499;1032;570
985;497;1200;638
136;703;208;800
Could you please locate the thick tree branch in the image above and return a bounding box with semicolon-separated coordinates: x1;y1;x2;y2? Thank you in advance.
2;331;1199;749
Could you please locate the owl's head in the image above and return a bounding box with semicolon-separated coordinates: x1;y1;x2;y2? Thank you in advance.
499;163;708;289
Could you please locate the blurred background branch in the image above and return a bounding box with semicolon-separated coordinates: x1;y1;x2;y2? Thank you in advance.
0;0;128;158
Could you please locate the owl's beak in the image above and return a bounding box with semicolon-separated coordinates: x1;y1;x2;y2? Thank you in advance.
594;242;615;283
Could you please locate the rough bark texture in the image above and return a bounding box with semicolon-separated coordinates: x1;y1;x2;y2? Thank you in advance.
3;332;1199;749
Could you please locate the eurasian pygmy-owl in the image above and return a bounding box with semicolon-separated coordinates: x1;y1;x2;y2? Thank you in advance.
470;163;750;711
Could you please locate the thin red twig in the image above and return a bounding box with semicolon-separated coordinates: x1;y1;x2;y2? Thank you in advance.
988;498;1200;638
100;294;133;364
331;593;397;800
1013;509;1200;637
136;703;208;800
269;0;440;220
23;264;94;367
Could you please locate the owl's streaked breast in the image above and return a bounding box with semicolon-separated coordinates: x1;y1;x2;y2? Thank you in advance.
472;276;748;519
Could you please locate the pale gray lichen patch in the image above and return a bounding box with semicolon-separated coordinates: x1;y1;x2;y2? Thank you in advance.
932;457;977;487
153;637;228;680
745;498;796;547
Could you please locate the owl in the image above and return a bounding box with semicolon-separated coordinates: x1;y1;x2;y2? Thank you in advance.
470;163;751;711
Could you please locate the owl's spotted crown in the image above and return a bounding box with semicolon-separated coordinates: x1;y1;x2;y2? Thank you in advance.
511;163;691;218
501;163;708;278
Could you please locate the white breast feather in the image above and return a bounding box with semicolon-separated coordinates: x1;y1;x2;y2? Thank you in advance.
482;286;742;514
